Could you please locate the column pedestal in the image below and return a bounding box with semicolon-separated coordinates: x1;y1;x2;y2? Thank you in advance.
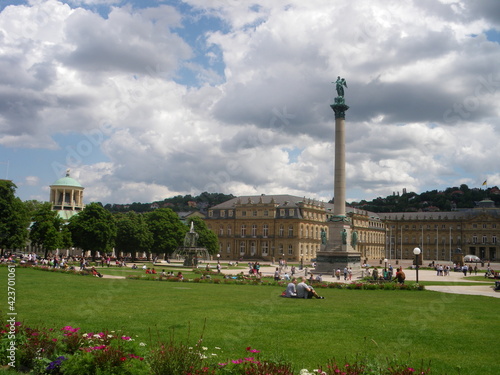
315;219;361;273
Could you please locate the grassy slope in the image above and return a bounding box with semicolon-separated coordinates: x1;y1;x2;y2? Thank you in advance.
3;267;499;374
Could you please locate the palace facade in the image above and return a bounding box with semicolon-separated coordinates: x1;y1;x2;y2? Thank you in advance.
205;195;500;263
379;199;500;263
204;194;386;263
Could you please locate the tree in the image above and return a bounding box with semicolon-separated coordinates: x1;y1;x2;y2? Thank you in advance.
115;212;153;260
187;216;218;254
29;203;65;258
146;208;187;259
68;203;117;260
0;180;29;255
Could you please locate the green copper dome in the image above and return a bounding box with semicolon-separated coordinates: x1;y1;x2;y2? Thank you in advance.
51;170;83;188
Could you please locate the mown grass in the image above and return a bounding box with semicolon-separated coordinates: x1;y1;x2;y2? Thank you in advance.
2;266;499;374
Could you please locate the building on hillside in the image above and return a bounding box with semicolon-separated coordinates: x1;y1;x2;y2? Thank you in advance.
379;199;500;263
204;194;385;263
49;169;84;221
178;211;206;223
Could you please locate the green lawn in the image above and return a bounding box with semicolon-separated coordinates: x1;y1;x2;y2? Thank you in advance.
2;267;500;374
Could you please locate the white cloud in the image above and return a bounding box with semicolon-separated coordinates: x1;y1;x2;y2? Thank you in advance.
1;0;500;204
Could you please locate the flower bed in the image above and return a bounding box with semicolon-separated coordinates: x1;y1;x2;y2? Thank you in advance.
0;322;431;374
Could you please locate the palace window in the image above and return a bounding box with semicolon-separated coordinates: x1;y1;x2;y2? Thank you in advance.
288;225;294;237
253;211;257;217
251;224;257;237
289;209;294;216
228;210;233;217
262;241;269;255
227;225;232;236
288;244;293;255
220;210;225;217
226;243;231;253
279;225;284;237
263;224;269;237
240;225;246;237
239;241;246;254
219;225;224;236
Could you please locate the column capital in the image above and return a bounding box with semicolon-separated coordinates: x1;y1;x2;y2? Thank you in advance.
330;98;350;119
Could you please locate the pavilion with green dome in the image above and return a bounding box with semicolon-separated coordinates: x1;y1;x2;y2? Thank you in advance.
49;169;85;221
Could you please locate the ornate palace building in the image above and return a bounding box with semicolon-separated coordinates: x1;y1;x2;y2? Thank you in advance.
379;199;500;263
204;194;386;263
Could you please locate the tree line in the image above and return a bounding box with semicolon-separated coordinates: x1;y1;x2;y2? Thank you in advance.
348;184;499;213
0;180;218;260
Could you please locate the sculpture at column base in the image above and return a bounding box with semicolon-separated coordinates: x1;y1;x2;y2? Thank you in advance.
315;219;361;274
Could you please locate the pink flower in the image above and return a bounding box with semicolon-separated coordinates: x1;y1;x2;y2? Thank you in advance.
121;336;131;340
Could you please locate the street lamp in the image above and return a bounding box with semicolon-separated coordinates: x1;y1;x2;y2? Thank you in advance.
413;247;421;284
300;253;303;270
383;258;388;280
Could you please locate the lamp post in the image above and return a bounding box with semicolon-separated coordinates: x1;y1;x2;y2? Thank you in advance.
300;253;303;270
383;258;388;280
413;247;421;284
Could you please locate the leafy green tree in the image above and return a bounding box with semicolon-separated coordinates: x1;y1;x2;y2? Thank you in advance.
68;203;117;260
29;203;65;258
146;208;187;259
187;216;218;255
115;212;153;260
0;180;29;255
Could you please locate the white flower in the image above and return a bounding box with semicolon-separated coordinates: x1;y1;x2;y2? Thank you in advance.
202;346;208;351
139;342;146;347
300;370;312;375
215;347;221;350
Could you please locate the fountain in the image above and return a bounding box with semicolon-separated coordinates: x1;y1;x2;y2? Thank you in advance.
174;222;210;267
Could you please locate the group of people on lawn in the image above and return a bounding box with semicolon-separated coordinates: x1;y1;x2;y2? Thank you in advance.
283;277;325;299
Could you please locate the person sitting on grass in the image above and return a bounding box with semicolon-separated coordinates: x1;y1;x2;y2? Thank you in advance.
394;267;406;284
296;277;324;299
284;278;298;298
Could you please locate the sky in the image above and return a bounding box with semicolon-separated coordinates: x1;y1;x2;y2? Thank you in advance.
1;0;500;205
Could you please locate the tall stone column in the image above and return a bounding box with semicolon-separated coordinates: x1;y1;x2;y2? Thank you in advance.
315;81;361;274
331;100;349;218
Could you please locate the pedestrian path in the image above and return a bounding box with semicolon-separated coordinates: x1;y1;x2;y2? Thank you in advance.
102;260;500;298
